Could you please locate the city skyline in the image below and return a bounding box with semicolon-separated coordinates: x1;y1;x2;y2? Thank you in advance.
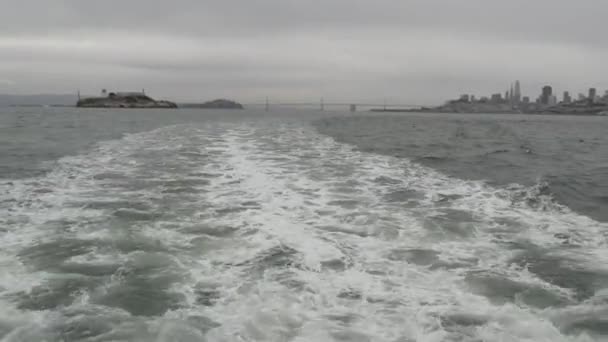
458;80;608;107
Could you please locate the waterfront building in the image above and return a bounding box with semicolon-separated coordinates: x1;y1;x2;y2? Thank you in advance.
589;88;597;103
563;91;571;104
491;93;503;104
548;95;557;106
541;86;552;105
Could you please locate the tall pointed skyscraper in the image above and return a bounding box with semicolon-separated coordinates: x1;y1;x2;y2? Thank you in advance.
513;80;522;104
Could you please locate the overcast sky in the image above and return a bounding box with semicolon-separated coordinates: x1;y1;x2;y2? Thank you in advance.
0;0;606;104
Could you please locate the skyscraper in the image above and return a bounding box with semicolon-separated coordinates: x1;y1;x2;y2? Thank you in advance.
563;91;571;104
589;88;597;103
541;86;553;105
513;81;522;103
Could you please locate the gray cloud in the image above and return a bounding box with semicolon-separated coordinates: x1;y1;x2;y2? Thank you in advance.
1;0;606;104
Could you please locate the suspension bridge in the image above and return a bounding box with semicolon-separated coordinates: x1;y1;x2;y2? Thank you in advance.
243;98;425;112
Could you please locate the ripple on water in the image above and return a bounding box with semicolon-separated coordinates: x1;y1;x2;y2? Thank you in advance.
113;208;161;221
92;172;129;181
373;176;403;185
327;200;362;210
511;249;608;301
317;225;370;238
80;200;152;211
160;178;211;188
437;313;487;341
179;224;239;238
423;209;478;238
320;258;350;272
243;245;301;271
18;238;96;271
214;206;252;216
383;189;423;203
59;260;121;278
112;235;169;254
464;271;571;308
386;248;440;266
193;283;222;307
94;252;187;316
161;187;200;194
12;275;98;311
562;316;608;337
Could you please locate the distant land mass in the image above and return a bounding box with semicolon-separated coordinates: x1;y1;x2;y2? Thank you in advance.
377;82;608;115
417;99;608;115
180;99;244;109
77;92;177;109
0;94;77;107
372;98;608;115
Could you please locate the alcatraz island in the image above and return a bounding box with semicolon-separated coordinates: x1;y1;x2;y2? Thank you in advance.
77;89;177;108
76;89;243;109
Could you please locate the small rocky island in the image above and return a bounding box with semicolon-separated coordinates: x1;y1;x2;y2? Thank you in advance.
77;91;177;108
181;99;244;109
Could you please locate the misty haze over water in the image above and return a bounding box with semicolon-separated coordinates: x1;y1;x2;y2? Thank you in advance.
1;1;607;104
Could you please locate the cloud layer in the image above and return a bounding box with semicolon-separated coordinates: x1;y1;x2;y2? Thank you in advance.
1;0;606;104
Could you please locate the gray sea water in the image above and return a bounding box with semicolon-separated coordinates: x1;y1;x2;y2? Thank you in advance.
0;107;607;341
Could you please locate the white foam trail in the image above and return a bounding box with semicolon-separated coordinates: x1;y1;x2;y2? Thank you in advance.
0;124;223;339
0;120;606;341
172;122;608;341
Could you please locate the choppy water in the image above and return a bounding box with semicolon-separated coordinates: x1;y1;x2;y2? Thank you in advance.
1;108;607;341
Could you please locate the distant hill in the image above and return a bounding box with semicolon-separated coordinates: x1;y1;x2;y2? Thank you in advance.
180;99;244;109
0;94;77;107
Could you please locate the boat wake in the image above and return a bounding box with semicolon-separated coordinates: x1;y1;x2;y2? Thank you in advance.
0;120;606;341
